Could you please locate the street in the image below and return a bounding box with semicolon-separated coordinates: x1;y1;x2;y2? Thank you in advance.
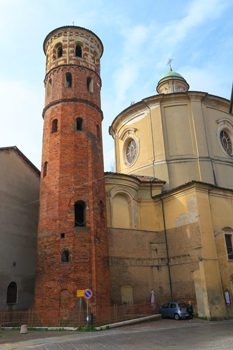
0;319;233;349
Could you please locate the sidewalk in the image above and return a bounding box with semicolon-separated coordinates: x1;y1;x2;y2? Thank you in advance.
0;318;207;348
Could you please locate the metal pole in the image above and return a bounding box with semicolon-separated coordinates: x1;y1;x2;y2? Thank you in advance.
86;299;88;328
78;297;82;330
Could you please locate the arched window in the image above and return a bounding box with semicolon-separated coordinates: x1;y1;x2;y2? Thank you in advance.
47;79;52;95
76;118;83;131
87;77;93;93
75;45;82;57
61;250;70;262
74;201;86;227
57;45;63;58
96;124;100;137
93;52;98;65
65;72;72;88
43;161;48;178
7;282;17;304
52;119;58;133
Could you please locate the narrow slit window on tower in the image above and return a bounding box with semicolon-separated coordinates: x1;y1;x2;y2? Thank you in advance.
43;161;48;178
65;72;72;88
74;200;86;227
96;124;100;137
61;233;65;239
57;45;63;58
75;44;82;57
87;77;93;93
47;79;52;96
52;119;58;133
61;250;70;262
7;282;17;304
100;200;104;219
76;118;83;131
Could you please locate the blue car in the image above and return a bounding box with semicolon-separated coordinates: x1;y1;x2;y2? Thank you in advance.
159;302;189;320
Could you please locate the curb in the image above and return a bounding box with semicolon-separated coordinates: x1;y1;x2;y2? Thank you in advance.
96;314;162;330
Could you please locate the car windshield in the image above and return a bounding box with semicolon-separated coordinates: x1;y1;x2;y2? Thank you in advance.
178;303;187;308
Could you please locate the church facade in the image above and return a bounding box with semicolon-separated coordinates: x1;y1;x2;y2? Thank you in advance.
1;25;233;321
106;68;233;319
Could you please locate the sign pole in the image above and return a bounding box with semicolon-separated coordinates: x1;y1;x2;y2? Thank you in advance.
86;299;88;328
78;297;82;330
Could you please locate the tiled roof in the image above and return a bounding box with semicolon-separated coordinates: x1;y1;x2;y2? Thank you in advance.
104;172;166;184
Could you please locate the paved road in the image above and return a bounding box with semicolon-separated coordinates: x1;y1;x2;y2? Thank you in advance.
0;319;233;349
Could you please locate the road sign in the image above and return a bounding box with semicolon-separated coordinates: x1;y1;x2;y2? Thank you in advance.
84;289;93;299
77;290;84;297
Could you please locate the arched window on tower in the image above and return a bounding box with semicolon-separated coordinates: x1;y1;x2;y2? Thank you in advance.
74;201;86;227
57;45;63;58
7;282;17;304
52;119;58;133
87;77;93;93
43;161;48;178
61;250;70;263
47;79;52;96
76;118;83;131
93;52;98;65
65;72;72;88
75;44;82;58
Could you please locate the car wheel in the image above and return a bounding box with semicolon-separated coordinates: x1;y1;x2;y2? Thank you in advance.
174;313;180;320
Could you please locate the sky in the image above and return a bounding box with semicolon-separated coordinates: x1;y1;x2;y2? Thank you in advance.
0;0;233;171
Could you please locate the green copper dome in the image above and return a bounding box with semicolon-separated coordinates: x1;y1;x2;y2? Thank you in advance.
158;68;184;84
156;67;189;94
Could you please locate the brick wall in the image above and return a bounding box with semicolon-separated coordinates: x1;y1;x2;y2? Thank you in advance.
35;27;111;323
108;222;201;309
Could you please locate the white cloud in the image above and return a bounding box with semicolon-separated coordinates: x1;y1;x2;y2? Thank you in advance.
113;25;150;103
155;0;229;49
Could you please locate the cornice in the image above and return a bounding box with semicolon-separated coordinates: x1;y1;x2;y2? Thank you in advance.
109;91;231;138
44;63;101;83
42;98;103;119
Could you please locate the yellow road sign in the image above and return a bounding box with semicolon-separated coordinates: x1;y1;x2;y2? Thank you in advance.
77;290;84;297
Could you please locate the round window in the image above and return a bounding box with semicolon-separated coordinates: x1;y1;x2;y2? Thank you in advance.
220;130;232;156
126;139;137;164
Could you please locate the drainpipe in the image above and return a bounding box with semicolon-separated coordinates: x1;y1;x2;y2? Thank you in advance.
201;93;217;186
150;180;173;301
110;125;117;172
142;100;155;177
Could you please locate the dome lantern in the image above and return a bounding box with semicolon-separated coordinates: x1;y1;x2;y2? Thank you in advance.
156;67;189;94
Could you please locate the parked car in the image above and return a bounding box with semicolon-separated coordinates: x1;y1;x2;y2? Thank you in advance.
159;302;189;320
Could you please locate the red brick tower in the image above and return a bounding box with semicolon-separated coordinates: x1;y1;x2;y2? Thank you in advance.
35;26;111;321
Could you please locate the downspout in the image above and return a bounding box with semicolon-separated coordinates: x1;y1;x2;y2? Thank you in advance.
110;125;117;172
207;185;227;318
142;100;155;177
150;181;173;301
201;93;217;185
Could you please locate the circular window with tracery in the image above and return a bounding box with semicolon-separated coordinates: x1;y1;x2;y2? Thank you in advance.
126;139;137;164
220;130;232;156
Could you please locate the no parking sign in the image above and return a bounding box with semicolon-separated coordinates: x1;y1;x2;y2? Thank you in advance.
84;289;93;299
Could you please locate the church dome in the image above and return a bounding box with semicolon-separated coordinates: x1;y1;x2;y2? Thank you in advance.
156;68;189;94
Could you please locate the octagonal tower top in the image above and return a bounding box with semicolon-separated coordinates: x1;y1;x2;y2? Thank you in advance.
43;25;104;76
